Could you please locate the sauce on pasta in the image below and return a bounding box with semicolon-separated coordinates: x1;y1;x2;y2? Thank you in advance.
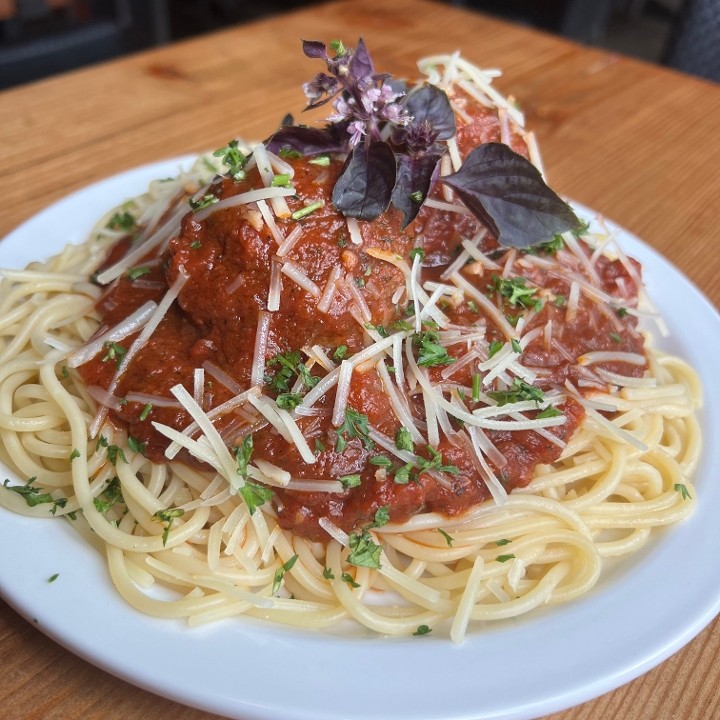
79;91;644;541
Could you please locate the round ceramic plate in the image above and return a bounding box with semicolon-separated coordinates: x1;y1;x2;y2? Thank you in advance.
1;158;719;720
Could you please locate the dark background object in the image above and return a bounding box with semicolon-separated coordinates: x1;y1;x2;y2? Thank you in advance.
0;0;716;90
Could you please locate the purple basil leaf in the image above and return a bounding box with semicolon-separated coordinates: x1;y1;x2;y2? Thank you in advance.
303;72;342;110
388;78;408;95
440;143;580;248
332;141;396;220
403;85;456;141
391;151;442;228
349;38;374;80
265;125;349;156
302;40;327;59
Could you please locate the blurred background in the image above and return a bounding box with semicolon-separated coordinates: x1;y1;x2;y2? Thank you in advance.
0;0;718;90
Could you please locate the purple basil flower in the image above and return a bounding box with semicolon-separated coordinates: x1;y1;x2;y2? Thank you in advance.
347;120;366;147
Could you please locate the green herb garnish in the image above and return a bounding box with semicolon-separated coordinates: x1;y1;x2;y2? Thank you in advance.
291;200;324;220
347;529;382;569
415;330;455;367
213;139;248;180
126;266;151;281
107;211;136;231
93;477;124;514
189;194;218;211
101;341;126;367
2;477;67;515
335;408;373;452
395;426;414;453
339;473;362;489
153;508;185;546
272;554;299;594
487;378;544;407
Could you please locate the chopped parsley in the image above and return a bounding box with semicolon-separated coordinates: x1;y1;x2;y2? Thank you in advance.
490;275;542;311
488;340;503;358
314;438;325;455
369;454;393;469
347;529;382;569
674;483;692;500
309;154;331;166
495;538;511;546
393;462;414;484
235;435;253;479
271;173;292;187
101;341;126;367
234;436;272;514
371;505;390;528
276;392;303;410
333;345;348;360
438;528;453;547
126;266;151;281
2;477;67;515
413;624;432;636
239;481;273;515
537;406;562;418
213;139;248;180
139;403;152;421
409;247;425;263
414;330;455;367
291;200;325;220
272;554;299;594
488;378;544;407
127;436;146;455
322;567;335;580
511;338;522;354
48;573;59;583
526;234;564;255
189;194;218;211
609;332;622;344
472;373;481;402
153;508;186;546
496;553;516;563
341;572;360;588
107;211;136;231
105;443;128;466
93;477;124;514
69;448;80;461
395;426;414;453
416;446;459;476
338;473;362;489
335;408;373;452
265;350;318;393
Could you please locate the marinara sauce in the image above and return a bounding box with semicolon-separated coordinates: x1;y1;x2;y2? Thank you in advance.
79;91;645;541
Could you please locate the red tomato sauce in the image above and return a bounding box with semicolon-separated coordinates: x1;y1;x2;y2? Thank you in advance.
79;99;645;541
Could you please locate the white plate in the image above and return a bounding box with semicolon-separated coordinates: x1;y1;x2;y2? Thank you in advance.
1;158;719;720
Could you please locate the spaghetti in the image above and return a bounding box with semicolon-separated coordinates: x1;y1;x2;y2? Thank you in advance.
0;50;701;639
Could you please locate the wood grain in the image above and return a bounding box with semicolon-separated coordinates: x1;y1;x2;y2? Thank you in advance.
1;1;719;718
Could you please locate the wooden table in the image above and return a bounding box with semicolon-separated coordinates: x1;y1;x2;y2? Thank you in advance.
1;0;719;717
